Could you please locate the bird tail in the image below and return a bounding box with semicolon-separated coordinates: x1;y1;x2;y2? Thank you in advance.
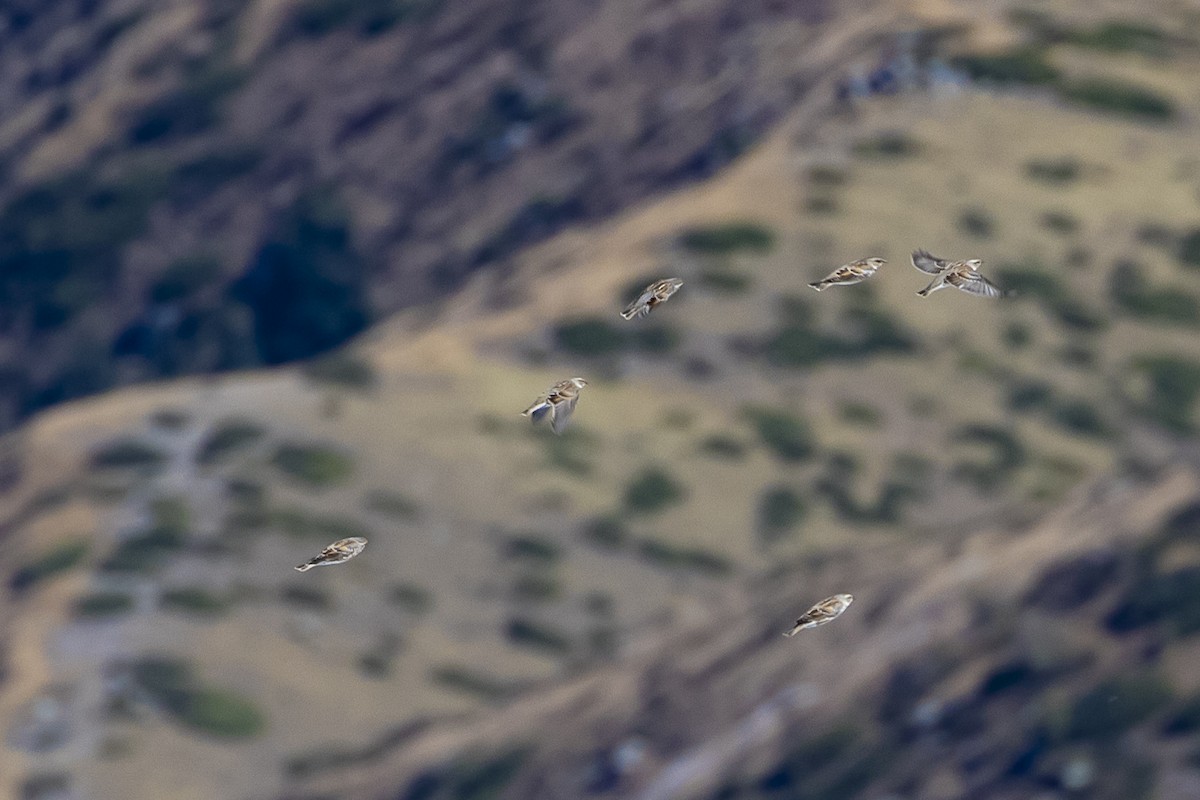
808;281;827;292
522;401;549;417
620;304;648;320
916;288;930;297
295;561;315;572
782;626;801;638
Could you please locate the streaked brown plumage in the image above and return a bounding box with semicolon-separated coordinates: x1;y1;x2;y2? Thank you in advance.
621;278;683;319
783;593;854;637
911;249;1002;298
295;536;368;572
522;377;588;434
808;257;887;291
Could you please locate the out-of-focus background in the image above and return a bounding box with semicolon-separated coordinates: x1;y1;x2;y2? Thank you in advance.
3;0;1200;798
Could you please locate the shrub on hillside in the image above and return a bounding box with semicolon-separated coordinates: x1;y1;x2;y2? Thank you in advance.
677;222;775;255
1025;157;1082;185
624;467;687;514
757;486;807;544
1132;355;1200;432
271;442;355;487
73;591;135;619
1060;78;1175;121
10;539;89;592
196;418;265;466
743;407;814;463
1066;675;1172;741
953;47;1058;85
89;438;167;472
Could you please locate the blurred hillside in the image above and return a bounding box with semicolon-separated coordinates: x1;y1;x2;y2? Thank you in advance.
0;0;887;429
5;1;1200;800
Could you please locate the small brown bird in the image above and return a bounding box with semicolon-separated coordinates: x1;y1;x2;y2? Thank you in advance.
911;249;1002;298
621;278;684;319
295;537;368;572
522;378;588;434
783;593;854;636
808;258;887;291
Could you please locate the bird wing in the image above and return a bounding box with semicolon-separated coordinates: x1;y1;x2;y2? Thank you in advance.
550;396;578;434
911;249;950;274
621;289;655;319
948;270;1003;298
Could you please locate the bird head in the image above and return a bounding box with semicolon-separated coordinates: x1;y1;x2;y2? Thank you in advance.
868;257;887;268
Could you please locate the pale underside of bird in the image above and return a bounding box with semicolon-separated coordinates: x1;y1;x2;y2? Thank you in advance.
808;258;887;291
522;377;588;434
783;593;854;636
295;536;368;572
621;277;684;319
911;249;1002;298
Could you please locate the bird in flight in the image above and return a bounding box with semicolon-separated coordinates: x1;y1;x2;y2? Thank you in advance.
808;257;887;291
911;249;1003;298
783;593;854;636
522;378;588;434
295;537;368;572
621;278;684;319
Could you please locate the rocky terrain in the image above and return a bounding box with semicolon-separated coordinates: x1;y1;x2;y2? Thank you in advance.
5;1;1200;799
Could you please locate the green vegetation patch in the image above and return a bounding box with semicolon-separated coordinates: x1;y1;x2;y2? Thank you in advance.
552;315;678;357
429;664;519;702
636;538;733;577
511;572;561;603
101;523;187;574
757;485;807;544
851;130;921;159
1060;78;1175;121
505;617;571;656
950;423;1027;491
1131;355;1200;432
302;351;378;390
128;657;265;739
89;438;168;471
957;206;996;239
623;466;687;514
696;267;753;293
504;534;562;564
10;539;89;592
1066;675;1172;741
742;406;814;463
1025;157;1082;185
1180;228;1200;269
404;748;530;800
73;591;135;619
580;515;628;550
159;587;232;617
196;418;265;466
281;583;333;611
389;583;433;613
951;46;1059;85
699;433;748;460
1111;261;1200;327
271;442;355;487
677;222;775;255
364;489;422;520
1064;20;1171;57
764;305;917;369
